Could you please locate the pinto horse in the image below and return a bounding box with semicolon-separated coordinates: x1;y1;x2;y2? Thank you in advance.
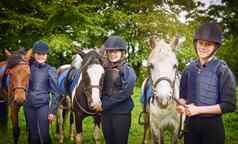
73;49;104;144
0;48;32;144
140;36;184;144
56;49;104;144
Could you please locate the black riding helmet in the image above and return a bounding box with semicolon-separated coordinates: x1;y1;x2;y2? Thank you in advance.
32;40;49;54
104;36;127;51
194;22;222;46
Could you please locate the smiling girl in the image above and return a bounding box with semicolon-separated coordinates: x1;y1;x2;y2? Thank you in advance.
176;22;236;144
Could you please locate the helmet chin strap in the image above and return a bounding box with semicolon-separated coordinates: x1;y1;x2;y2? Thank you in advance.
203;44;220;60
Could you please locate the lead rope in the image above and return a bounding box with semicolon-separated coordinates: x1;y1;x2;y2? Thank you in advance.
74;94;97;115
172;70;185;139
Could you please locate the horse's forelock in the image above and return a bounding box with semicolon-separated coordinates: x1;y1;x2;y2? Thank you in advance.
149;40;174;62
81;51;102;70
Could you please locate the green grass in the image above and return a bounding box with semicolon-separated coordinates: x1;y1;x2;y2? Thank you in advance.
3;87;238;143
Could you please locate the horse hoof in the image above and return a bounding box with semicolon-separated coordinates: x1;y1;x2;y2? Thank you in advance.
60;137;64;144
70;135;74;141
75;133;82;144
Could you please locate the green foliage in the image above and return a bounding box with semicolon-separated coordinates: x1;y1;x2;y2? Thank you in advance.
217;37;238;79
44;34;74;66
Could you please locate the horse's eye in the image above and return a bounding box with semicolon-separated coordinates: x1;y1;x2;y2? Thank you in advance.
148;63;154;69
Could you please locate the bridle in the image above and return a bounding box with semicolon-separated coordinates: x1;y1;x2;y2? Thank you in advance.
74;55;104;115
80;56;104;92
6;61;30;96
150;65;179;106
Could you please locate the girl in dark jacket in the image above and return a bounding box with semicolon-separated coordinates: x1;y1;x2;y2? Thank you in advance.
176;22;236;144
101;36;137;144
24;41;60;144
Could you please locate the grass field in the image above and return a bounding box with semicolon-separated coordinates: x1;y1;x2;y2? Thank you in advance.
3;87;238;144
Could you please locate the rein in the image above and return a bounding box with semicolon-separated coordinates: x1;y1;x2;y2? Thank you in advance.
74;54;102;115
74;92;98;115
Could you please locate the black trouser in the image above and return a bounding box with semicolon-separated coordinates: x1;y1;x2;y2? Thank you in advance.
102;113;131;144
24;104;51;144
0;101;8;144
184;115;224;144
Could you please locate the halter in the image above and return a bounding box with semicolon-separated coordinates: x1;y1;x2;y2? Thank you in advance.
6;61;30;97
151;66;179;106
80;56;104;93
74;55;103;115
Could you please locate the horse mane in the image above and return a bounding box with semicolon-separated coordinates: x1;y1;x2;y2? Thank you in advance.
6;48;26;69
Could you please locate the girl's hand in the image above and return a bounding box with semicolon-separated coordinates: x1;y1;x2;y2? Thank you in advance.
175;98;187;114
176;105;186;113
185;104;200;117
48;113;55;124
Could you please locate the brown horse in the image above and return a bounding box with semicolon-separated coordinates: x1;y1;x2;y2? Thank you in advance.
0;48;32;144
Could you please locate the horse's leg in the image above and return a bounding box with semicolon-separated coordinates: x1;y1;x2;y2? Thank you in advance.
69;111;75;141
159;129;164;144
55;110;59;140
150;120;160;144
11;103;20;144
58;106;64;144
69;96;75;141
75;112;83;144
0;101;8;143
172;128;178;144
93;115;101;144
142;112;150;144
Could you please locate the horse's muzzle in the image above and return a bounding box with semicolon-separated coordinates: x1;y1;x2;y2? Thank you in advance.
89;103;102;112
156;97;170;108
14;90;26;104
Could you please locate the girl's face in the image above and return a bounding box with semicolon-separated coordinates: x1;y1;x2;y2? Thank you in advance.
107;50;122;63
196;40;216;60
33;53;48;64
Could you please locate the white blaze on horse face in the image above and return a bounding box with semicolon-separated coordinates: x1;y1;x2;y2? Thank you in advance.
87;64;104;109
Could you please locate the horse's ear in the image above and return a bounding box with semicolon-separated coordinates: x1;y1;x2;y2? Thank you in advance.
77;48;85;58
4;49;12;57
170;35;180;51
149;35;157;49
24;49;32;61
98;45;106;57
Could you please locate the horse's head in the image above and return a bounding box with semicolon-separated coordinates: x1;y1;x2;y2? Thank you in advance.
5;49;32;104
147;36;180;108
78;49;104;112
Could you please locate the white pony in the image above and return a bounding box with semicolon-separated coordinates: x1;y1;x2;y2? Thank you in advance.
142;36;184;144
